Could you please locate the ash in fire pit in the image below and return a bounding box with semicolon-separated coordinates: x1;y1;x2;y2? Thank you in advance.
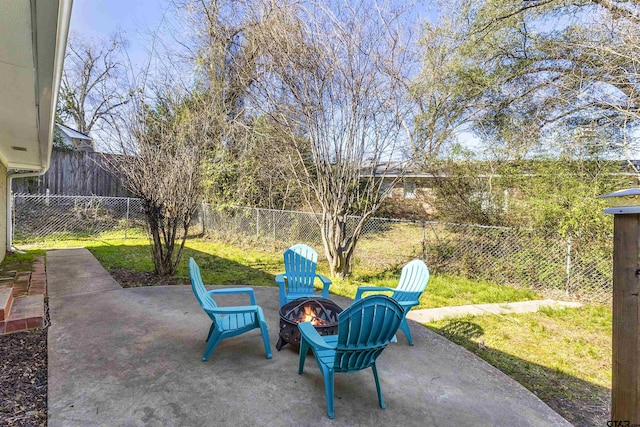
276;297;342;351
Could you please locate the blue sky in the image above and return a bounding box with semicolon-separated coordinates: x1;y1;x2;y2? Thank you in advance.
69;0;169;68
68;0;435;96
70;0;166;38
69;0;439;152
70;0;433;48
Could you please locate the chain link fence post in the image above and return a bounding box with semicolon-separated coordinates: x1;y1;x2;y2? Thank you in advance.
565;233;572;296
256;207;260;236
124;197;130;239
11;192;15;246
421;220;426;262
201;202;206;235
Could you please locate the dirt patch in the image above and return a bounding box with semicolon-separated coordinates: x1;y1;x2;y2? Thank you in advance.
0;326;47;426
546;392;609;427
108;268;188;288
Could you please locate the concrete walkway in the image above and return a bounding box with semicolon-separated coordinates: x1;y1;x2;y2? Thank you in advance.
47;248;570;426
408;300;583;323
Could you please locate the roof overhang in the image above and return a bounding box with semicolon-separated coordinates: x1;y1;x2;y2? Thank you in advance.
0;0;72;172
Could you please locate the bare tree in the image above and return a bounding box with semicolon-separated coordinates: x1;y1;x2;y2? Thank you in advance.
255;1;418;277
174;1;259;145
99;0;276;276
59;33;130;135
106;86;211;276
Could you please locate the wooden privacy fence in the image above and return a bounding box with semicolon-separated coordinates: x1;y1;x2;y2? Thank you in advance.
12;148;130;197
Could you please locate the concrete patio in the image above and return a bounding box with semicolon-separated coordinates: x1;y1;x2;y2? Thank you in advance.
47;248;570;426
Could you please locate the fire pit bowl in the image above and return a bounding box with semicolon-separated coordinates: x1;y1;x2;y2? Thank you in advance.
276;297;343;351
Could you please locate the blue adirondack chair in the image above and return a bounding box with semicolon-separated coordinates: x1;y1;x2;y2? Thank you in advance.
276;244;331;307
354;259;430;345
189;258;272;361
298;295;404;419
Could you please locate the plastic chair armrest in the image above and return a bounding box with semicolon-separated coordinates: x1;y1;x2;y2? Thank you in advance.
316;274;331;298
207;287;256;305
276;274;287;306
354;286;395;301
206;305;260;315
392;290;421;310
298;321;335;351
398;301;418;312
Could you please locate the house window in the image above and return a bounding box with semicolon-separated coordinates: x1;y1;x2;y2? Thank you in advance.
403;181;416;199
379;182;392;198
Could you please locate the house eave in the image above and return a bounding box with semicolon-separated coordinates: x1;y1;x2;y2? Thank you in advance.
0;0;73;174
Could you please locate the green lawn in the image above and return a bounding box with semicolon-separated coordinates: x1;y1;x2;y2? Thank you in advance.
19;235;610;425
336;273;540;309
0;250;45;271
0;250;46;280
23;235;538;307
427;305;611;426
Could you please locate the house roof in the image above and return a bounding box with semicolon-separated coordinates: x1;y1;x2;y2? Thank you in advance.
56;123;93;141
361;160;441;179
362;159;640;180
0;0;72;171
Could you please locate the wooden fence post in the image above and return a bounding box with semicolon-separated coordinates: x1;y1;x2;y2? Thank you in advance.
611;213;640;424
603;189;640;424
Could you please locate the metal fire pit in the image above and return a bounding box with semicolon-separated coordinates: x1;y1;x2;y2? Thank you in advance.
276;297;342;351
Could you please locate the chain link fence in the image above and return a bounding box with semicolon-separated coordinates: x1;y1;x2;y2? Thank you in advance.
12;195;613;303
13;194;147;241
202;205;612;303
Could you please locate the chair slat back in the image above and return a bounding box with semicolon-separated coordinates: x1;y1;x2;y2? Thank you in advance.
334;296;403;373
393;260;430;304
283;244;318;294
189;258;221;323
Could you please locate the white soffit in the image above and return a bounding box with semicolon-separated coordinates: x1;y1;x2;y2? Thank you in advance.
0;1;39;169
0;0;72;171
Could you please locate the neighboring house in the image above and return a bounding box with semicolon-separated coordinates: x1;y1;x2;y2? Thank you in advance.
56;123;94;152
362;161;440;219
0;1;72;261
366;159;638;221
364;161;517;219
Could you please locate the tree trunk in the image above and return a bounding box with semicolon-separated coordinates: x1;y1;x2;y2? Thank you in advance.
329;251;354;278
145;203;179;276
323;215;356;278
